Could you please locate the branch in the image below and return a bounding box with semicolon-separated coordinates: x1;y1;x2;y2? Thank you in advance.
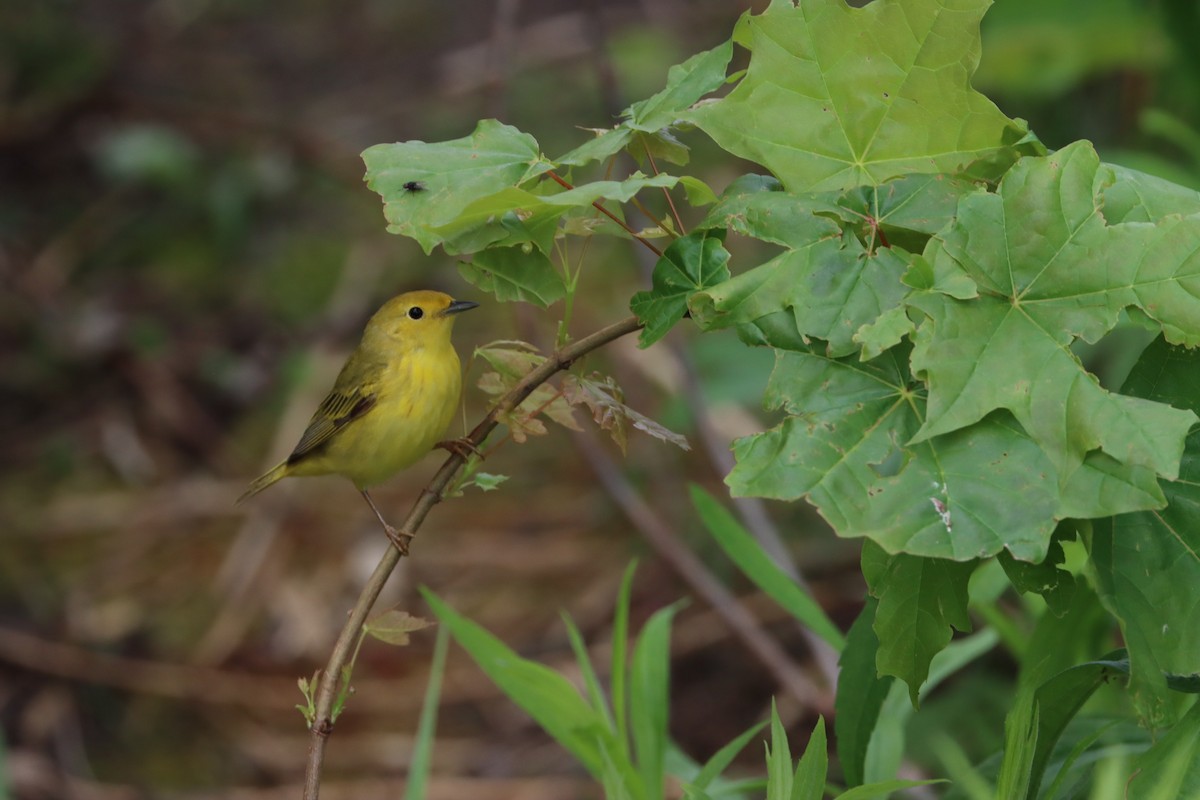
303;313;644;800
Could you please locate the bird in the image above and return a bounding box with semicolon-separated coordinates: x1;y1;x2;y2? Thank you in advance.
239;290;479;551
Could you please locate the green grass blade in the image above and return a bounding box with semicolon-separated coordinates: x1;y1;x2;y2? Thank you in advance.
690;486;844;651
766;700;793;800
562;611;614;728
613;561;638;751
690;721;767;791
792;717;828;800
835;779;949;799
835;597;893;787
403;623;450;800
630;602;680;800
423;589;614;780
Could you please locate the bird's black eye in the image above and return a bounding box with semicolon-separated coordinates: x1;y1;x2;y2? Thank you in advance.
407;306;424;320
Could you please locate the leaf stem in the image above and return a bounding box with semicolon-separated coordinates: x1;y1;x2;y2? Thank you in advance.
641;140;685;236
302;313;645;799
546;171;663;257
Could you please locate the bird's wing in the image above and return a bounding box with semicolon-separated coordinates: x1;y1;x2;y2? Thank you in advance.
287;386;377;464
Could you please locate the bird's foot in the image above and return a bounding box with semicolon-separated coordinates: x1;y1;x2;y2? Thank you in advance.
384;524;413;555
435;437;483;460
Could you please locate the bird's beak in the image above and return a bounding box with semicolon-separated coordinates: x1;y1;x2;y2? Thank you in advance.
440;299;480;317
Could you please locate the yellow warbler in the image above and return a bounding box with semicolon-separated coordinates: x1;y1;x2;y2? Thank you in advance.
239;290;478;548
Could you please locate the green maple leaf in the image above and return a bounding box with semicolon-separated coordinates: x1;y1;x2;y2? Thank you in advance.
458;248;566;309
910;141;1200;482
686;0;1031;192
690;177;976;358
625;39;734;133
555;39;733;169
862;540;976;705
727;336;1163;561
364;120;678;256
630;230;731;347
1092;337;1200;727
363;119;552;254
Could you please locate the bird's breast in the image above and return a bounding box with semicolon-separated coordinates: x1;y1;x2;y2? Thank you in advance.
329;344;462;488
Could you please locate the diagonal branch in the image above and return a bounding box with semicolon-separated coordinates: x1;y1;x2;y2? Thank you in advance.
303;313;644;800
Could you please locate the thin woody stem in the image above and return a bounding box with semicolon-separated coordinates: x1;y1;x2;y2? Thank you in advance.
546;171;663;257
302;313;644;800
640;141;685;236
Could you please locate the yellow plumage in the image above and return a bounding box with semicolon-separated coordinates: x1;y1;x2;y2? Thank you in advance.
239;290;477;532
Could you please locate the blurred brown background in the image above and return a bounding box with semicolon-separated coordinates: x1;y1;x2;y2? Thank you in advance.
2;0;1196;797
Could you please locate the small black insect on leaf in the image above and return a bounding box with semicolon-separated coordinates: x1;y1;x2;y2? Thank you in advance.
402;181;426;193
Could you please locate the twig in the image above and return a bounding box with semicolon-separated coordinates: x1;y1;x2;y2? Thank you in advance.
0;626;297;709
546;171;663;257
639;141;685;235
302;314;644;799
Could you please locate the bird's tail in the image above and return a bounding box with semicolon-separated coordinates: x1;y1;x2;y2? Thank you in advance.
237;461;289;504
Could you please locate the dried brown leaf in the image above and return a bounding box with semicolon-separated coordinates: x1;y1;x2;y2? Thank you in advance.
563;373;690;453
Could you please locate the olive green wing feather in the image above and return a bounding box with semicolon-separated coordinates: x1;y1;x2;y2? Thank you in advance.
287;351;384;464
286;389;376;463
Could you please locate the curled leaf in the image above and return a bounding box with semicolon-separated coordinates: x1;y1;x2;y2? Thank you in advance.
563;373;690;453
365;609;435;646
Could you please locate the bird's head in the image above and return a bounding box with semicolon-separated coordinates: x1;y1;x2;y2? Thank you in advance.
368;290;478;346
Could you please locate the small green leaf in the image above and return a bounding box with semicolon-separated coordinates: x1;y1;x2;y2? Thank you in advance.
471;473;508;492
626;39;735;133
556;126;634;168
458;247;566;308
631;229;731;347
677;175;718;206
474;339;544;378
900;250;977;298
296;670;319;727
853;306;914;362
632;129;692;168
997;528;1076;617
863;541;976;705
835;174;982;240
363;119;551;254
